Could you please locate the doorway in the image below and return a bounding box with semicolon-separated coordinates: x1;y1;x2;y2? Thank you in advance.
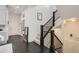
8;11;22;36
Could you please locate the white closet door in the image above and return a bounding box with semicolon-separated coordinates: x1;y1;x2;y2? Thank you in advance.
8;12;21;35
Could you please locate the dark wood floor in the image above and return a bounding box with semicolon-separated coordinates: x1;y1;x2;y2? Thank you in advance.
8;35;50;53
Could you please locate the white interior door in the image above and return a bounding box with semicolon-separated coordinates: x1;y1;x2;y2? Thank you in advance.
8;12;21;36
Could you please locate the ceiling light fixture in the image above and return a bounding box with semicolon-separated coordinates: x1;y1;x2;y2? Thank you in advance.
70;18;77;22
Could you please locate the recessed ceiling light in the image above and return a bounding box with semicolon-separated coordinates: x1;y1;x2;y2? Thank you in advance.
70;18;77;22
71;19;76;22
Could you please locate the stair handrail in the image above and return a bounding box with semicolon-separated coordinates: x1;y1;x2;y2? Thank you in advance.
40;10;61;53
43;10;58;27
43;17;53;26
40;10;58;40
54;33;63;45
55;16;61;21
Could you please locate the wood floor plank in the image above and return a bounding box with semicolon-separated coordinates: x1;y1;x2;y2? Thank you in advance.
8;35;50;53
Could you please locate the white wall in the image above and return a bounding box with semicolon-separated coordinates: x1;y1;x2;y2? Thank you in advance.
63;21;79;52
8;11;21;36
24;5;56;42
56;5;79;20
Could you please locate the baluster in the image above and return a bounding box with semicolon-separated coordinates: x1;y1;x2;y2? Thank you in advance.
50;30;55;53
40;25;44;46
26;27;29;44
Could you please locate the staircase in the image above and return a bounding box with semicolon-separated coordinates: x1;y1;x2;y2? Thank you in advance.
34;10;63;53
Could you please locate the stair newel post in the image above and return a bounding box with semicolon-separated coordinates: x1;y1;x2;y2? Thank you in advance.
50;11;55;52
40;25;44;52
50;30;55;53
40;25;44;47
26;27;29;44
53;11;55;26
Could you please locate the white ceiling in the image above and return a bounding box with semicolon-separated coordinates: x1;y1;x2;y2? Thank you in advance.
8;5;36;15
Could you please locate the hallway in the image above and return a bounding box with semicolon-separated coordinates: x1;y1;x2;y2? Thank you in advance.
8;35;50;53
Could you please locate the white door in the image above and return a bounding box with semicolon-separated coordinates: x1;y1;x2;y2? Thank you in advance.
8;12;21;36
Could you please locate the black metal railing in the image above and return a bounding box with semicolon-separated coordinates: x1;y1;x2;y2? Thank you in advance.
40;10;62;52
54;33;63;53
54;34;63;45
43;17;53;38
54;10;61;21
40;17;53;47
40;10;57;46
23;27;29;44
